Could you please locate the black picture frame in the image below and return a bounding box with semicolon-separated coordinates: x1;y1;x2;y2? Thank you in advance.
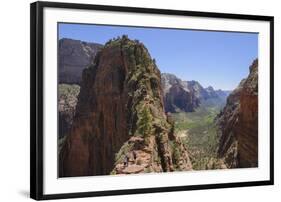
30;1;274;200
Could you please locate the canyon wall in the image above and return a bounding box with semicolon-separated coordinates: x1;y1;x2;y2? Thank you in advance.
217;59;258;168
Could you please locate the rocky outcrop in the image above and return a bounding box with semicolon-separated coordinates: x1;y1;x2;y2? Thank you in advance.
217;59;258;168
60;36;192;177
59;38;102;84
161;73;229;113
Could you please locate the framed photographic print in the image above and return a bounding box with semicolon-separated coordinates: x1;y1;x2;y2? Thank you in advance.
30;1;274;200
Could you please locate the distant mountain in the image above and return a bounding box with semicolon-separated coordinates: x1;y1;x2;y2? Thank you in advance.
161;73;200;112
161;73;230;113
215;89;231;100
59;38;103;84
186;80;211;100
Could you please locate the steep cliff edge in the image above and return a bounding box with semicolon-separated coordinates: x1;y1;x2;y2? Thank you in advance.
60;36;192;177
216;59;258;168
58;84;80;139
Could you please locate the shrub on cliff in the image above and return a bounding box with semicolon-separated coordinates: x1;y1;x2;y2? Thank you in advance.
137;107;153;139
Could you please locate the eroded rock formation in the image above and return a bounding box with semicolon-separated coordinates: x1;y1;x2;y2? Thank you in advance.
60;36;192;177
216;59;258;168
59;38;102;84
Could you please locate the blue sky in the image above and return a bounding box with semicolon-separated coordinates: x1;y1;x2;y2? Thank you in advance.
59;23;258;90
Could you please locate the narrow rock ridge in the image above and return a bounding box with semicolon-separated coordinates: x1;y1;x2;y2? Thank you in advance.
60;36;192;177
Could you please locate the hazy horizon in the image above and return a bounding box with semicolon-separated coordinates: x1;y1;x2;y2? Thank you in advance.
59;23;258;91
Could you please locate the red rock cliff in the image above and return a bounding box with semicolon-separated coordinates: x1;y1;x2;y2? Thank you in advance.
217;59;258;168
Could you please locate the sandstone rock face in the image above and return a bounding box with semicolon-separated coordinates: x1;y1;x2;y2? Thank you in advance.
163;83;200;113
60;36;192;177
161;73;189;94
58;84;80;139
217;59;258;168
161;73;229;113
59;38;102;84
161;73;199;112
187;80;212;100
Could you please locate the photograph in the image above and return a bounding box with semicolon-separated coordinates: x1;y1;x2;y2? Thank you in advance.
57;23;258;177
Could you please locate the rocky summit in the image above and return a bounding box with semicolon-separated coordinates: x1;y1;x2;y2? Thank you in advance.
59;36;192;177
59;38;102;84
216;59;258;168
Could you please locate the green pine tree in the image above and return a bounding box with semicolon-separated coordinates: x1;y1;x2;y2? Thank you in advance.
137;107;152;138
